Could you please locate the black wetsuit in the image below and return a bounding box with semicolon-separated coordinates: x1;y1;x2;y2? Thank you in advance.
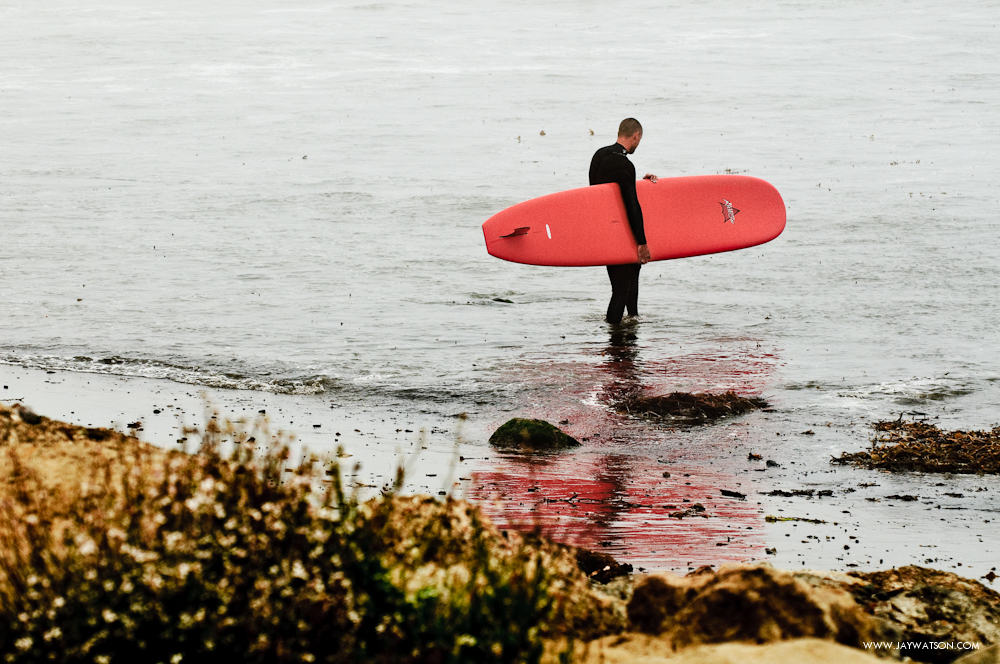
589;142;646;324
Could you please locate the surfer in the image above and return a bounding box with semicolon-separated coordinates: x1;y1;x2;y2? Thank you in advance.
589;118;659;325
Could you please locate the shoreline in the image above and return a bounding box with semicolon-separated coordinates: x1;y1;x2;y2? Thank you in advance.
2;363;999;579
0;364;481;499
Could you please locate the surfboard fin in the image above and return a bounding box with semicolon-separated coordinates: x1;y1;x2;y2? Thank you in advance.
500;226;530;238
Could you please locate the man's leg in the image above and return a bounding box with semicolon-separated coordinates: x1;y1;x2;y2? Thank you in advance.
625;264;641;317
606;264;636;324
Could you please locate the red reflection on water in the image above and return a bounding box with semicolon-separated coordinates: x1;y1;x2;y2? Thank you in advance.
470;452;765;570
466;328;779;570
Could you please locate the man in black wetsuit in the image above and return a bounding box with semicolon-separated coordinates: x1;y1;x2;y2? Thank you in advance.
589;118;659;325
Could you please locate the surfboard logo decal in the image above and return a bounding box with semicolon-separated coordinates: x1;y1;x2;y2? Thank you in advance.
720;199;741;224
500;226;530;238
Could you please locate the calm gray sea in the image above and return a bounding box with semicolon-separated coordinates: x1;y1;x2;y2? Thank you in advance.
2;1;999;570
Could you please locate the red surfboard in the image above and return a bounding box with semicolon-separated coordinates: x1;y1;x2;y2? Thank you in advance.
482;175;785;266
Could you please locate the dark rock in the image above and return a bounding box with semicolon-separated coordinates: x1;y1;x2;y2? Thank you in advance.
488;418;581;450
17;408;42;426
575;547;633;584
85;427;111;441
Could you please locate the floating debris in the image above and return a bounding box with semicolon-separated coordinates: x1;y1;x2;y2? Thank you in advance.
668;503;708;519
618;391;769;425
832;418;1000;473
765;515;828;524
765;489;834;498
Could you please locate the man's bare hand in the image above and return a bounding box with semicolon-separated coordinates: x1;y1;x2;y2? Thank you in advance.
638;244;651;264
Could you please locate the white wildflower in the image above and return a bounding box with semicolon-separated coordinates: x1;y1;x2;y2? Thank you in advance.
15;637;32;651
75;535;97;556
142;569;164;591
43;626;62;641
164;531;183;549
121;544;158;563
102;609;117;623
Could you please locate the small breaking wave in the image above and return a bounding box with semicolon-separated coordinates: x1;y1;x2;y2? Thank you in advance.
0;353;340;396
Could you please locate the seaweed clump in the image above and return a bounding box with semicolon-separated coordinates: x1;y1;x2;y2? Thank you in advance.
832;418;1000;473
619;391;769;425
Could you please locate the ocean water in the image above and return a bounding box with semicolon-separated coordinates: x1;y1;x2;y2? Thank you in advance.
3;0;999;571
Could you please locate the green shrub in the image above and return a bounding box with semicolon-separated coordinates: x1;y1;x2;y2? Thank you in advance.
0;413;564;663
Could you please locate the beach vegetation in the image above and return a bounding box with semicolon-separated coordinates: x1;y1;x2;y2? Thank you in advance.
0;407;578;663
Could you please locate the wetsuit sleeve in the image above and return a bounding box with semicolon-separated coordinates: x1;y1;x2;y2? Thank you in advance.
619;163;646;246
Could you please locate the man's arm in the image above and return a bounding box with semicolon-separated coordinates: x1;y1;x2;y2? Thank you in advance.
637;174;657;261
619;175;648;263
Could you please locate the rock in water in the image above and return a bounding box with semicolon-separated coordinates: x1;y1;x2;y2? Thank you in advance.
488;418;581;450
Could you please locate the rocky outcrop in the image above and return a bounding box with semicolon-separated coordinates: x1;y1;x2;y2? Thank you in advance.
567;636;885;664
627;565;884;649
849;566;1000;660
622;564;1000;663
